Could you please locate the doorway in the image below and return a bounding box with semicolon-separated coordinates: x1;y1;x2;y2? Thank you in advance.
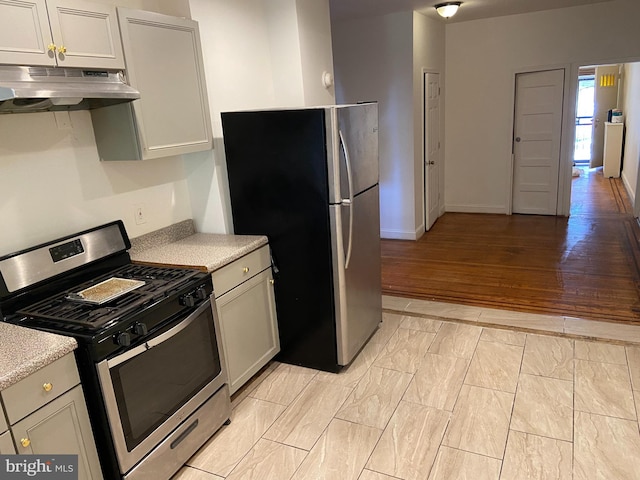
512;69;565;215
424;72;441;231
570;63;622;210
573;71;595;166
591;65;621;168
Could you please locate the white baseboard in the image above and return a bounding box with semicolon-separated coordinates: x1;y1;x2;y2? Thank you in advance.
621;171;636;210
381;228;420;240
414;222;425;239
445;204;507;214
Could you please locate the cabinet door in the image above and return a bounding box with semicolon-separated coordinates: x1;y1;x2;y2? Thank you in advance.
117;8;213;159
0;431;15;454
46;0;124;69
0;0;56;66
12;385;103;480
217;268;280;395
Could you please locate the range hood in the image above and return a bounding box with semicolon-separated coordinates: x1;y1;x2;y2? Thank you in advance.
0;65;140;114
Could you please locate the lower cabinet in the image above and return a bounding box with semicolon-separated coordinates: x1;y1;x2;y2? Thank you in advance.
213;245;280;395
603;122;624;178
0;431;15;454
1;353;102;480
13;385;102;479
0;412;12;453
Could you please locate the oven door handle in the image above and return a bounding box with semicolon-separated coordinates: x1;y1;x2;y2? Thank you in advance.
106;300;212;368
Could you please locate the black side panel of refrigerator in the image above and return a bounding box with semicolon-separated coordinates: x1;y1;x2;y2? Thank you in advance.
221;109;340;372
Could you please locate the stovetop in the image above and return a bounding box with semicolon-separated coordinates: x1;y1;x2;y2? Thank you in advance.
5;262;213;362
17;263;201;330
0;221;215;362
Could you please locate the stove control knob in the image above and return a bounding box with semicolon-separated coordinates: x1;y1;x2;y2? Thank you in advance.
116;332;131;347
133;322;148;336
196;287;208;300
182;294;195;307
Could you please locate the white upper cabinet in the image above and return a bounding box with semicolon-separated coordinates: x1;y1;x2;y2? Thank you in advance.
98;7;212;160
45;0;124;69
0;0;54;66
0;0;124;69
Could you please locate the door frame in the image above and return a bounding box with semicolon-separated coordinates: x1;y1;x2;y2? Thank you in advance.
421;67;442;232
507;63;572;215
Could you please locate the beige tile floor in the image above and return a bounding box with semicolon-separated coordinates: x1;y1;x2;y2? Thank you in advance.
172;296;640;480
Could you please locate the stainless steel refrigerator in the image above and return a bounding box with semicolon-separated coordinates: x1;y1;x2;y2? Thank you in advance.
221;103;382;372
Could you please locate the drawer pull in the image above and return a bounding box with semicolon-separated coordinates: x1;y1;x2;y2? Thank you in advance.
43;382;53;392
269;279;275;285
242;267;249;273
21;438;31;448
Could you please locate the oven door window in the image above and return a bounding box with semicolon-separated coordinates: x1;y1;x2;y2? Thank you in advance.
109;305;221;451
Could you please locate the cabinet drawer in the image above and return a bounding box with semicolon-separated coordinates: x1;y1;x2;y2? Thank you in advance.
212;245;271;298
2;353;80;425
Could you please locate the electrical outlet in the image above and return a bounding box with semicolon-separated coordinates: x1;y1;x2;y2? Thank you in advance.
54;111;72;130
134;204;147;225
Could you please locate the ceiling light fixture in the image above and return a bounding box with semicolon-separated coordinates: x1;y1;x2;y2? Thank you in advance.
435;2;462;18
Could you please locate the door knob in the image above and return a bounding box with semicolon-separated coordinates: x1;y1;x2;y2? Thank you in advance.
515;137;521;142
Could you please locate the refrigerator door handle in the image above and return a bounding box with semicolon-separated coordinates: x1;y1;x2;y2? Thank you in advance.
339;129;354;269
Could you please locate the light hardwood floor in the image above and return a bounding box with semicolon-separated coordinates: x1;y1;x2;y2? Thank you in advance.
381;167;640;324
172;297;640;480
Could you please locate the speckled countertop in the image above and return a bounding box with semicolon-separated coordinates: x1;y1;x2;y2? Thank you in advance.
129;220;268;273
0;323;77;391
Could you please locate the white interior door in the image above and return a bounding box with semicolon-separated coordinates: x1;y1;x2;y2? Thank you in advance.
590;65;619;168
512;69;565;215
424;72;440;230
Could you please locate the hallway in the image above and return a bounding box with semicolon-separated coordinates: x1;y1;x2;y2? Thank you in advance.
381;167;640;324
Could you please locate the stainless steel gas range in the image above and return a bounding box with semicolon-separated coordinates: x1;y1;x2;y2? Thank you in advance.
0;221;230;479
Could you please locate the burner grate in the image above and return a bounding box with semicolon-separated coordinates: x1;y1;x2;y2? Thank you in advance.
16;264;200;329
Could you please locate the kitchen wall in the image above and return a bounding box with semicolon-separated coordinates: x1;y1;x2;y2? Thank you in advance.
445;0;640;215
332;11;444;239
621;62;640;212
0;0;335;256
0;0;192;256
185;0;336;234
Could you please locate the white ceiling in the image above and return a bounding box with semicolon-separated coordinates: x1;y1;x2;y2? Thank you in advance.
329;0;615;23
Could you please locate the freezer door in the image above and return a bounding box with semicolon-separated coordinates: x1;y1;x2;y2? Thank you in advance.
331;184;382;365
326;103;379;203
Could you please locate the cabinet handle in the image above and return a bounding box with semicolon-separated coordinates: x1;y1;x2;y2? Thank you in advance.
269;279;275;285
43;382;53;392
21;438;31;448
58;45;67;54
242;267;249;273
47;43;57;52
